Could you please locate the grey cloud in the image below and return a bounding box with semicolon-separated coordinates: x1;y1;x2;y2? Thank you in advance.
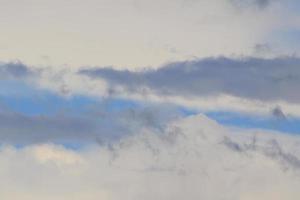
0;104;181;144
222;136;244;152
253;43;273;56
80;57;300;103
271;106;286;120
221;133;300;170
255;0;271;8
0;61;31;79
0;112;97;144
230;0;273;9
263;139;300;170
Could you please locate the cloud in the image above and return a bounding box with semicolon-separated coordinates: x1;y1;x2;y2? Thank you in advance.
3;57;300;117
80;57;300;103
0;103;181;144
0;114;300;199
0;0;289;68
271;106;286;120
0;61;31;79
255;0;272;8
253;43;274;56
230;0;273;10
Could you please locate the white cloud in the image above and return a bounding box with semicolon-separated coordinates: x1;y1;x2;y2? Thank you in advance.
0;0;289;69
0;114;300;199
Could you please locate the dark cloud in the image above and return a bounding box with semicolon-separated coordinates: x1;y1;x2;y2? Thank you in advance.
271;106;286;120
0;61;31;79
80;57;300;103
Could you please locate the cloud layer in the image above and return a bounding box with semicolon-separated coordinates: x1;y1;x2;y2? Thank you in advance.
0;102;182;144
0;0;294;68
77;57;300;117
81;57;300;102
1;114;300;200
0;1;299;198
3;57;300;117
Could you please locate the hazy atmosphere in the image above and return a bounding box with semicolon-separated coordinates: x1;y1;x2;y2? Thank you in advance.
1;0;300;199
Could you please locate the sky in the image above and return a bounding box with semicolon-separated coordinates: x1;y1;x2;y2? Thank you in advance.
1;0;300;199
